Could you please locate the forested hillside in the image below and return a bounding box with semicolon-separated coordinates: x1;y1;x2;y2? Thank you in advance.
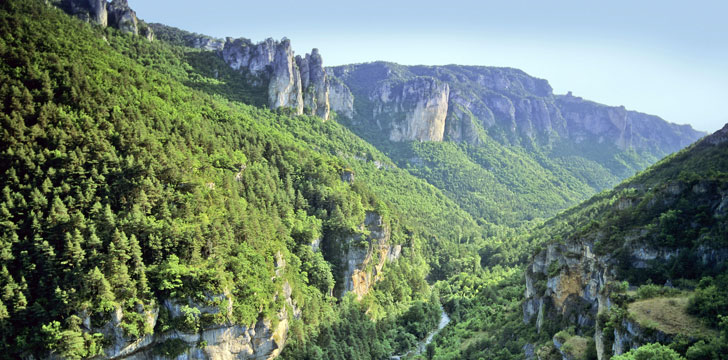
0;1;481;358
520;124;728;359
0;1;717;360
328;62;705;226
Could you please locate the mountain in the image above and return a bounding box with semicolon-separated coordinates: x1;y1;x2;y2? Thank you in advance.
327;62;705;225
522;123;728;359
1;1;481;358
0;1;718;360
151;23;705;226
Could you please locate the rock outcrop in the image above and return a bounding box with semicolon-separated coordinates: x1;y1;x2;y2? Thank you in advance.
556;93;700;153
325;211;401;299
368;77;450;142
296;49;330;119
75;252;299;360
59;0;152;39
523;158;728;360
219;38;332;119
328;75;355;119
328;62;705;149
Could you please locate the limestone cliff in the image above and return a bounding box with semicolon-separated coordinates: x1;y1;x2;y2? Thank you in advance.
72;252;299;360
324;211;401;299
216;38;334;119
328;62;704;150
328;75;355;119
368;77;450;142
296;49;330;119
58;0;153;39
557;93;700;153
522;236;714;359
522;124;728;359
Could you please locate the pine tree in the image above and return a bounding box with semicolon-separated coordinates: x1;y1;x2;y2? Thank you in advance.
61;229;85;271
48;196;70;225
106;229;133;299
86;267;115;313
128;234;149;298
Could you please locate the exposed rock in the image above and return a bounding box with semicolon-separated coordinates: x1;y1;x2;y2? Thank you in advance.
76;256;299;360
524;227;725;359
222;38;276;76
369;77;450;142
58;0;151;38
329;75;355;119
297;49;330;119
61;0;107;26
327;211;401;299
328;62;704;150
267;39;303;113
107;0;137;35
557;94;702;153
220;38;332;119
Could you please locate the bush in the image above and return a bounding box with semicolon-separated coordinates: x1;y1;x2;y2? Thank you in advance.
612;343;685;360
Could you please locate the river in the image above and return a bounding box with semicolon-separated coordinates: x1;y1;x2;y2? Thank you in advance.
391;306;451;359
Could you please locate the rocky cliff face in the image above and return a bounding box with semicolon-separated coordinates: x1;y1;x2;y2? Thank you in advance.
59;0;153;39
523;236;688;359
74;252;298;360
522;126;728;359
368;77;450;142
218;38;331;119
328;62;704;151
296;50;330;119
556;93;700;153
328;75;355;119
326;211;401;299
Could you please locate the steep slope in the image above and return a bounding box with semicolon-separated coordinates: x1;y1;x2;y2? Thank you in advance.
0;1;490;358
327;62;705;225
523;124;728;359
150;23;331;120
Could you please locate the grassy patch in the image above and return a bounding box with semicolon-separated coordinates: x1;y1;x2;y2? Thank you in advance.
628;296;716;338
561;335;589;360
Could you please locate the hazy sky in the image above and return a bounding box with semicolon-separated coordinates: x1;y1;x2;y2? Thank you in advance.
129;0;728;132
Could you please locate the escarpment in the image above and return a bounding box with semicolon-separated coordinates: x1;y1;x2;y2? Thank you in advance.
522;124;728;359
58;0;154;39
329;62;704;150
321;211;402;299
369;77;450;142
220;38;332;119
78;253;299;360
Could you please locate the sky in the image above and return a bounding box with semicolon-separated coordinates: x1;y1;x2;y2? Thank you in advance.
129;0;728;133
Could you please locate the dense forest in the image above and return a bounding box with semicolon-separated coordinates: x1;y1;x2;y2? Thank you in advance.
0;1;725;360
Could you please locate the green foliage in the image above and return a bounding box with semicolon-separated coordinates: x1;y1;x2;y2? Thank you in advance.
688;275;728;327
0;1;481;357
635;284;681;300
153;338;189;358
612;342;685;360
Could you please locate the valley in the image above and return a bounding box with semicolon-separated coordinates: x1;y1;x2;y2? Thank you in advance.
0;1;724;360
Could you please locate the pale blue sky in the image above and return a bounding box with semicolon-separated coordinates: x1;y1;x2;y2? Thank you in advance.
129;0;728;132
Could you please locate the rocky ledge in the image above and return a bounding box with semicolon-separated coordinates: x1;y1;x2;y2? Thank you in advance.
57;0;154;40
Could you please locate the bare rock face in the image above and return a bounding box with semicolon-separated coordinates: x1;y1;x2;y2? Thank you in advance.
220;38;332;119
296;49;330;119
327;211;401;299
328;75;355;119
369;77;450;142
107;0;137;35
221;37;303;113
328;62;705;150
75;252;299;360
58;0;152;39
61;0;108;26
267;39;304;113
